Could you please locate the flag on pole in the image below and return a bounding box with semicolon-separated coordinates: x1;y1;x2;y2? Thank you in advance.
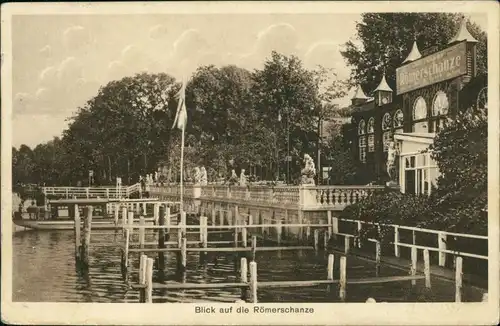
172;77;187;130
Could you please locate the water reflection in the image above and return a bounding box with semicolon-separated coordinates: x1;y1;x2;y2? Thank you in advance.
12;229;486;303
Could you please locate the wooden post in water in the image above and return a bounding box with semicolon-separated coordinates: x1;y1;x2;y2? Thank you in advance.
251;236;257;262
455;256;463;302
242;222;248;247
180;211;187;237
145;257;154;303
423;249;431;289
74;204;81;261
234;220;239;248
153;203;159;225
276;219;282;245
306;223;311;244
375;240;381;277
314;229;319;251
139;254;147;302
121;206;127;234
211;206;216;227
128;211;134;236
327;254;334;293
81;206;93;266
344;236;350;255
139;216;145;250
438;232;447;267
114;204;119;226
165;206;171;231
178;237;187;272
240;257;248;301
411;246;417;286
331;215;339;240
219;209;224;227
327;211;333;240
158;205;166;270
123;228;130;270
339;256;347;302
249;261;258;303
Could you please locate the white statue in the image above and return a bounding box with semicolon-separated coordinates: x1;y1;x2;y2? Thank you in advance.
239;169;247;186
154;171;159;183
200;166;208;185
193;167;201;185
300;154;316;185
386;141;398;182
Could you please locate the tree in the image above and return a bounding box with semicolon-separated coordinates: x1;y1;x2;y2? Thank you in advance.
62;72;178;185
341;13;487;93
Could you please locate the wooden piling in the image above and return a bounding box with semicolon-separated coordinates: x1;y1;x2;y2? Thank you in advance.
327;211;333;240
123;228;130;269
145;257;154;303
306;223;311;243
158;205;166;270
344;236;350;254
180;237;187;271
327;254;334;293
394;226;400;257
455;256;463;302
127;211;134;235
234;222;239;248
375;240;381;277
203;216;208;249
240;257;248;301
331;216;339;240
276;219;282;245
251;236;257;261
438;232;447;267
121;206;127;234
323;231;328;250
211;207;216;227
114;204;119;226
314;229;319;251
139;254;147;302
139;216;145;249
153;203;159;225
242;222;248;248
423;249;431;289
74;204;81;260
81;206;93;266
249;261;257;303
339;256;346;302
411;246;417;286
180;211;187;236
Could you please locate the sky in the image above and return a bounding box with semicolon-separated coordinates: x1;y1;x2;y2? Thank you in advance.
11;13;488;148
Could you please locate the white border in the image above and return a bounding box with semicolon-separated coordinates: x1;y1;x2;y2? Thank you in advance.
1;1;499;325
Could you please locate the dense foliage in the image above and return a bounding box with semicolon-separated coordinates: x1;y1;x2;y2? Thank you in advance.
341;13;487;93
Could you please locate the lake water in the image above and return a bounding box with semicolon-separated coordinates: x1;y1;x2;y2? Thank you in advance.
12;228;486;303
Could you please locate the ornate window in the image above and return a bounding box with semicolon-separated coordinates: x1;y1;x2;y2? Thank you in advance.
358;119;366;163
401;152;439;195
412;97;428;132
367;117;375;152
393;109;404;129
358;119;366;135
382;113;392;152
432;91;449;116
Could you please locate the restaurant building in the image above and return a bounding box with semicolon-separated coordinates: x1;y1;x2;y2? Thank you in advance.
349;19;487;194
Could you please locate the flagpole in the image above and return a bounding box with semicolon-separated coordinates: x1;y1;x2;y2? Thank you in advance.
180;125;185;234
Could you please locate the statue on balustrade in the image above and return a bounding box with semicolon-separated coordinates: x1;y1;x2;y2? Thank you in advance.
386;141;399;187
300;154;316;185
200;166;208;185
239;169;247;186
229;169;239;185
193;167;202;185
154;171;159;184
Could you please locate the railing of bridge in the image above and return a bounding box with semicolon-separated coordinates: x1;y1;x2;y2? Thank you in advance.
42;183;141;199
149;184;386;210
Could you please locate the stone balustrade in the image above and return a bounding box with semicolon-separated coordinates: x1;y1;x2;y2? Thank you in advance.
149;184;386;211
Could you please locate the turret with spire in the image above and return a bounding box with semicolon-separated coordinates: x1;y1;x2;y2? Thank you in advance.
402;38;422;64
374;68;393;106
351;85;369;106
449;16;478;44
449;16;479;78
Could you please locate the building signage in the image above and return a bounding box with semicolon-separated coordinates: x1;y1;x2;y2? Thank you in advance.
396;41;467;95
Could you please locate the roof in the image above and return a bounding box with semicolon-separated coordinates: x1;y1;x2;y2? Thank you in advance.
351;85;369;100
449;18;478;44
402;40;422;64
374;73;393;92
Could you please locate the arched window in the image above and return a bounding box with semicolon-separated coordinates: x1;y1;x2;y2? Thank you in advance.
412;97;428;132
358;119;366;135
358;119;366;163
382;113;392;152
432;91;449;116
367;117;375;152
393;109;404;129
431;91;449;133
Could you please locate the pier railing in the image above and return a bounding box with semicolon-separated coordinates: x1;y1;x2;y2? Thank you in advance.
42;183;141;199
150;184;385;210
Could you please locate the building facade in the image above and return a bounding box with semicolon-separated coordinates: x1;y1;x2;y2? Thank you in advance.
348;20;488;194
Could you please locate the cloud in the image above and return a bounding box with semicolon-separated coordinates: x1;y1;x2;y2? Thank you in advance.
14;92;33;115
56;56;84;84
39;45;52;59
255;23;298;56
172;29;209;59
62;25;94;53
303;41;350;78
39;66;57;85
149;24;169;40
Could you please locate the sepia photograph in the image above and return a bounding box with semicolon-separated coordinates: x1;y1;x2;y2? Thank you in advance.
1;1;499;325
